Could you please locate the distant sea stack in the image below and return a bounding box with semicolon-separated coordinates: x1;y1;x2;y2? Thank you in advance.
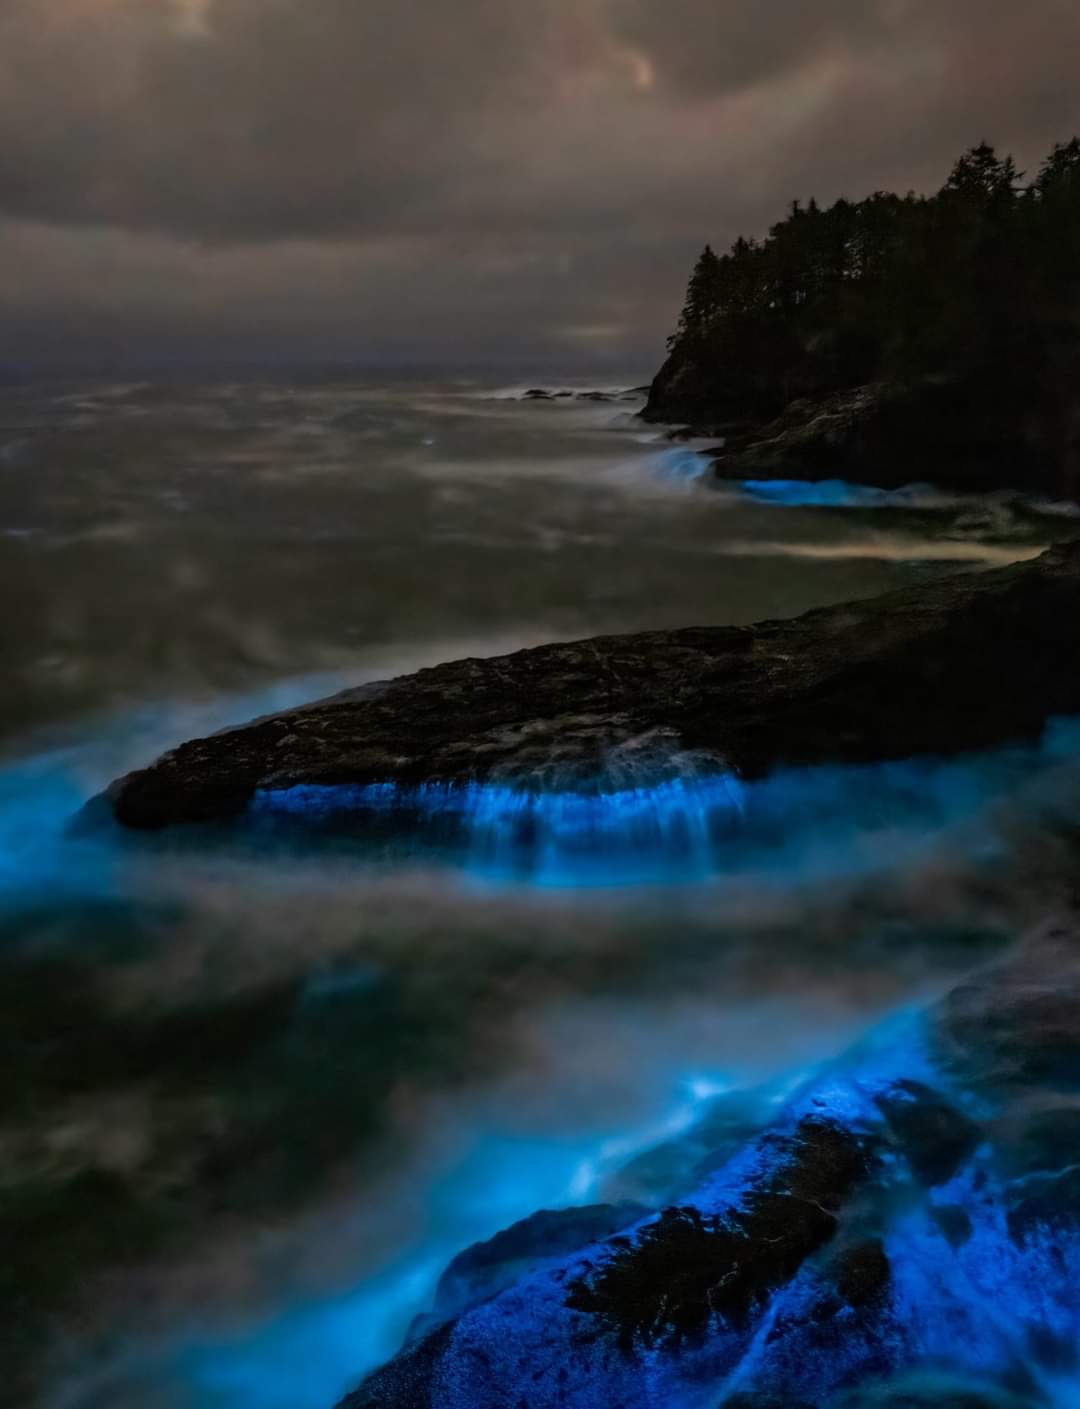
643;139;1080;498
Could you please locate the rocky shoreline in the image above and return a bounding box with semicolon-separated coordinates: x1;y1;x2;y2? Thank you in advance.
339;914;1080;1409
91;541;1080;1409
642;373;1080;501
105;539;1080;832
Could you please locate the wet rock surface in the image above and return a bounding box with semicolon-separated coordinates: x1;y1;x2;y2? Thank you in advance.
643;359;1080;499
873;1080;980;1187
335;915;1080;1409
564;1119;873;1349
106;540;1080;830
432;1203;649;1323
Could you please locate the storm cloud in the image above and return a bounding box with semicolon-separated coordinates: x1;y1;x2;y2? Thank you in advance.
1;0;1078;366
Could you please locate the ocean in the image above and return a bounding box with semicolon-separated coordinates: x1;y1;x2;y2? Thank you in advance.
2;374;1078;1408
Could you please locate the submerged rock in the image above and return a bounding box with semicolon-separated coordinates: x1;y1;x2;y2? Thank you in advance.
105;541;1080;830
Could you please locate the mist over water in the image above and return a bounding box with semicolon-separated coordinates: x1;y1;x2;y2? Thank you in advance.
3;376;1080;1409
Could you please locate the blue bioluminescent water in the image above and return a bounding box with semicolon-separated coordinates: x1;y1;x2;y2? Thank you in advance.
740;478;943;509
738;477;1080;529
245;718;1080;887
110;1074;776;1409
13;375;1080;1409
650;448;713;483
0;749;118;908
248;773;749;884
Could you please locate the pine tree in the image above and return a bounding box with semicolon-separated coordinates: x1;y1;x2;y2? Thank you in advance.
942;142;1021;205
668;245;723;349
1034;138;1080;198
661;133;1080;411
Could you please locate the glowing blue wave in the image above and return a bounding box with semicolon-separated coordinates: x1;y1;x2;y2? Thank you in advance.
741;476;1080;521
249;774;748;884
0;750;117;907
245;718;1080;886
741;478;941;508
651;448;712;483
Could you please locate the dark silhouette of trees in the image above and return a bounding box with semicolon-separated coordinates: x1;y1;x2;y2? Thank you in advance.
668;244;723;348
663;138;1080;420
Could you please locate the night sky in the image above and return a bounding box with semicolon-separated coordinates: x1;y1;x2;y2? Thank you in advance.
2;0;1079;370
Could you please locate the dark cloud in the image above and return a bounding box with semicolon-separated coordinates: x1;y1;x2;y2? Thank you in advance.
0;0;569;239
0;0;1078;364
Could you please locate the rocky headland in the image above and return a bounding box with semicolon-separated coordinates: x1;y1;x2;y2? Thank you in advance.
642;138;1080;499
644;371;1080;500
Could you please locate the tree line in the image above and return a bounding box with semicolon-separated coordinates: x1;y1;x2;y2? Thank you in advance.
666;139;1080;417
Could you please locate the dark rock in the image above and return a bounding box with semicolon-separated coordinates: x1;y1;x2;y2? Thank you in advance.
642;356;1080;499
874;1080;981;1186
937;926;1080;1094
575;391;613;402
522;388;553;399
339;1319;455;1409
433;1204;648;1320
720;1397;815;1409
333;977;1080;1409
103;541;1080;830
338;1114;875;1407
834;1385;1039;1409
830;1238;892;1308
564;1118;872;1350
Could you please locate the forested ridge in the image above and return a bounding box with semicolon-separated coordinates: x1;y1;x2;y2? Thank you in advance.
647;140;1080;494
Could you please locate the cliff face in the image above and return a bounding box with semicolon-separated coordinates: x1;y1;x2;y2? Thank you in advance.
102;540;1080;832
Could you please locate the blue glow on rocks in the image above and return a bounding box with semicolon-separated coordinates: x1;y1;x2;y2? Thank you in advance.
245;717;1080;887
248;773;749;884
338;1015;1080;1409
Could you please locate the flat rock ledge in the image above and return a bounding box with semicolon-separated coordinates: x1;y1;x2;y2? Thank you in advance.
106;540;1080;830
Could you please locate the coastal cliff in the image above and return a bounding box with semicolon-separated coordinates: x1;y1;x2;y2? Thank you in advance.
643;139;1080;497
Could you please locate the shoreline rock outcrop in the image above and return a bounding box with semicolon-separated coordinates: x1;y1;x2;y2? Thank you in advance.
641;137;1080;499
338;915;1080;1408
642;372;1080;500
105;540;1080;831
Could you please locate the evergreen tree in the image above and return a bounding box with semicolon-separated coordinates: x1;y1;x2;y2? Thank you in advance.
668;245;723;349
942;141;1021;205
661;134;1080;413
1034;138;1080;198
